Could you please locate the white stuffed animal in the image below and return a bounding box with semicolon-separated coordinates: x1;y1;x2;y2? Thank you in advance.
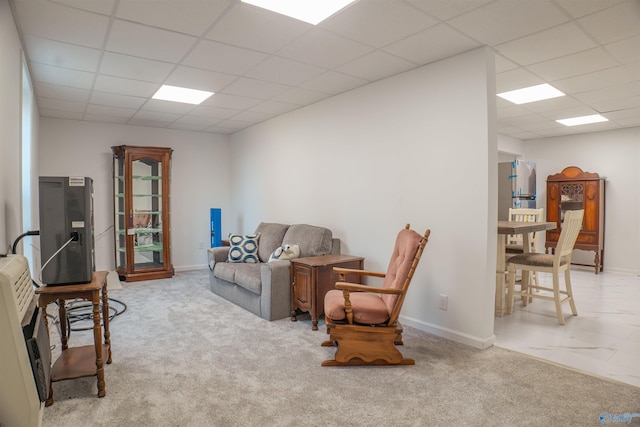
268;243;301;262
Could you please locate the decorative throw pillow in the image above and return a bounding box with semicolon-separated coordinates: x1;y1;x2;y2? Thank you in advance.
227;233;260;263
268;243;301;262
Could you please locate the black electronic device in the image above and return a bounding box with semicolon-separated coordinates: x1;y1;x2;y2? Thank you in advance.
38;176;95;284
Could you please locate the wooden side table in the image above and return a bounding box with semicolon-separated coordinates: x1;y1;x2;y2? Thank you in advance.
35;271;112;406
290;254;364;330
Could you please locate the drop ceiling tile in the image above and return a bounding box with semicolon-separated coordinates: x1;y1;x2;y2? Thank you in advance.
141;99;197;115
165;66;238;92
300;71;368;95
211;118;254;131
39;108;84;120
249;100;299;115
93;75;159;98
89;91;146;109
578;1;640;45
167;121;208;132
34;82;91;103
271;87;331;106
320;0;437;48
200;93;261;110
527;48;617;82
171;114;221;127
553;67;633;95
190;105;238;120
38;97;86;113
129;110;180;127
554;0;626;18
623;62;639;79
30;63;95;89
83;113;129;124
205;3;310;53
53;0;117;15
539;105;600;120
220;77;290;99
383;23;479;66
183;40;268;75
99;52;174;83
245;56;326;86
116;0;230;36
23;35;101;72
572;82;640;104
521;96;583;114
497;104;532;119
407;0;494;21
494;54;520;73
276;28;373;69
495;67;543;93
231;110;273;124
106;19;197;62
13;0;110;48
497;23;597;66
336;51;415;81
590;95;640;112
85;104;137;118
447;0;568;45
605;35;640;65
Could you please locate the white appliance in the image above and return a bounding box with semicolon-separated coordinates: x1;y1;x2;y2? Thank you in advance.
497;160;537;220
0;255;49;427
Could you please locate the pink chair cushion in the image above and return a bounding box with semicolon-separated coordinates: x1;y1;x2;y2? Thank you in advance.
380;229;422;313
324;289;390;325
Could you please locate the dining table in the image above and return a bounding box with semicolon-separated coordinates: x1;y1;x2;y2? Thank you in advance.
496;220;556;316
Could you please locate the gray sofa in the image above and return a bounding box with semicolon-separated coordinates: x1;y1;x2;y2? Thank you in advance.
207;222;340;320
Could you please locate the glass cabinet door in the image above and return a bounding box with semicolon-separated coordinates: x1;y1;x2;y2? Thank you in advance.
131;157;164;271
560;183;584;226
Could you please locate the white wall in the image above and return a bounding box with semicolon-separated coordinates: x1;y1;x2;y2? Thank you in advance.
229;48;498;348
38;119;231;272
524;127;640;274
1;0;40;258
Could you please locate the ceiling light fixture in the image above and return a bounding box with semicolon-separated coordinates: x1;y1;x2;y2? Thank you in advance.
497;83;565;105
241;0;356;25
556;114;608;127
152;85;213;105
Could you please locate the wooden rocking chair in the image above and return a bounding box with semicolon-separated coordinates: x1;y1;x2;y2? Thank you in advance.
321;224;430;366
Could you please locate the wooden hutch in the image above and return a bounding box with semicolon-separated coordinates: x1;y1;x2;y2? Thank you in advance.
545;166;605;274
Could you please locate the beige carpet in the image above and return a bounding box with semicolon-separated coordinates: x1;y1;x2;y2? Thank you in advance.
42;270;640;427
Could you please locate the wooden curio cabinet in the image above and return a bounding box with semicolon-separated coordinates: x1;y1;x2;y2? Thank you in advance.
545;166;605;274
112;145;174;281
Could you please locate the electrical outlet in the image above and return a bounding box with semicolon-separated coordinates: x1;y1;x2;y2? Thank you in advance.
198;241;205;250
439;294;448;311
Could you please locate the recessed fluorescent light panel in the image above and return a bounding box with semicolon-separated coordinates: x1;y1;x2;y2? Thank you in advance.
556;114;609;127
241;0;356;25
497;83;565;105
152;85;213;105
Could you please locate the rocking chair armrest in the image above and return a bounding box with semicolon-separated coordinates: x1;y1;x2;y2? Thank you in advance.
333;267;386;278
335;282;403;295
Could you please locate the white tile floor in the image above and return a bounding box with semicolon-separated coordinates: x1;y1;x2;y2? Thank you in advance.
494;268;640;388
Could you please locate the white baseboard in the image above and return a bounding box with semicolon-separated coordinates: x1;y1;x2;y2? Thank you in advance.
399;314;496;350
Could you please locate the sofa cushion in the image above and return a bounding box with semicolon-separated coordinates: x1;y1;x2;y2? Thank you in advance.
255;222;290;262
283;224;332;257
214;262;262;295
228;233;260;263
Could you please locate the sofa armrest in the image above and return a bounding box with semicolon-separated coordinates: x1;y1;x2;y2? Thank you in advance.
260;260;292;320
208;247;230;271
